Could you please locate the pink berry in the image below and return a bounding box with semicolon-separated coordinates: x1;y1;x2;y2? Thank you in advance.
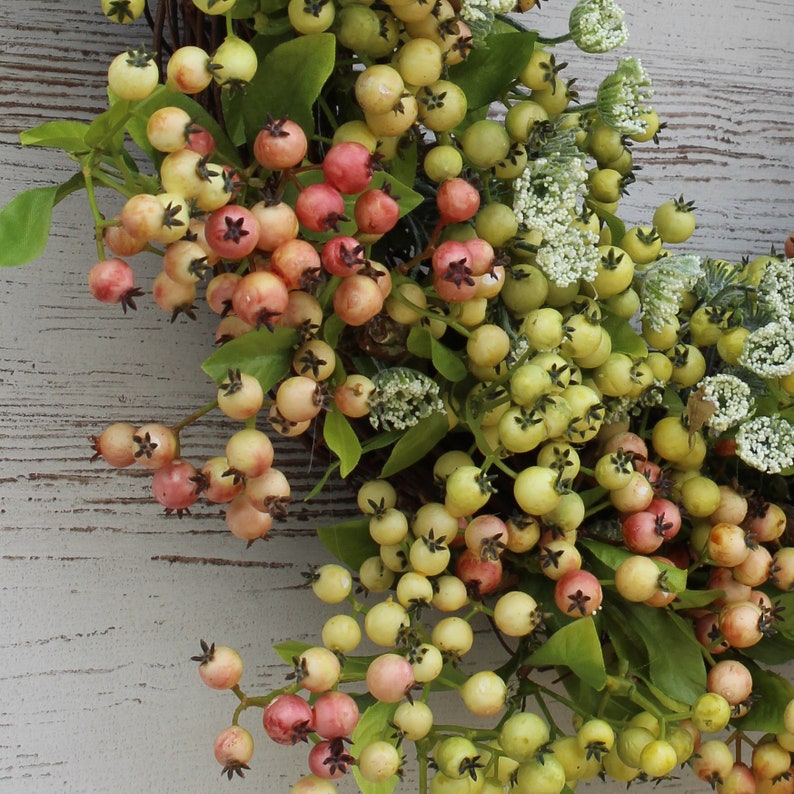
88;258;142;312
263;693;314;745
151;459;200;515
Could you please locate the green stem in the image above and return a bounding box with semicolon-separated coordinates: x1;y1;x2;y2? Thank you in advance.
81;160;107;261
536;33;574;46
172;399;219;432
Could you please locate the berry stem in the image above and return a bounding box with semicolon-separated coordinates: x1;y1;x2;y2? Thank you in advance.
171;398;219;432
81;159;108;261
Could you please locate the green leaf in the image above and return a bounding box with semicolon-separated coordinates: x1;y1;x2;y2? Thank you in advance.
431;337;467;382
317;517;377;570
323;408;362;477
620;601;706;704
672;588;724;610
19;120;90;154
448;30;536;109
242;33;336;142
600;311;647;358
201;327;297;391
589;202;625;246
351;702;400;794
739;631;794;666
386;138;418;193
380;412;450;479
273;640;311;665
734;660;794;733
85;99;132;152
407;325;433;359
526;617;607;691
0;173;85;267
580;538;687;593
129;86;241;165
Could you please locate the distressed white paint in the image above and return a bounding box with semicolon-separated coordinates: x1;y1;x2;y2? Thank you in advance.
0;1;791;792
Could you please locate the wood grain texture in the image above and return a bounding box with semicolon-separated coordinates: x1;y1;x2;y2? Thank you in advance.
0;1;792;792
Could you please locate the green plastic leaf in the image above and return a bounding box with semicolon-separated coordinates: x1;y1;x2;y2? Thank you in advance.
19;120;90;154
351;702;400;794
739;631;794;666
0;173;85;267
407;325;433;359
242;33;336;141
317;517;377;570
448;31;536;109
323;408;362;477
431;337;467;382
85;100;132;152
620;601;706;704
589;202;625;246
201;327;297;392
672;588;724;610
580;538;687;593
735;660;794;733
526;617;607;691
129;86;241;165
273;640;311;665
380;412;450;479
600;311;647;358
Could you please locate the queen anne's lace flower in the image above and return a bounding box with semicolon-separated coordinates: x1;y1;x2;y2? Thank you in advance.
512;152;589;237
735;416;794;474
638;253;703;331
756;258;794;321
738;320;794;379
535;224;600;287
597;57;653;135
459;0;514;24
697;374;753;435
368;367;445;431
569;0;629;53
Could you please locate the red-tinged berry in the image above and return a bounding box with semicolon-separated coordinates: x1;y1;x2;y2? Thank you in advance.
454;548;503;596
250;200;300;252
308;738;353;780
165;44;213;94
253;116;308;170
152;270;197;321
263;693;314;745
365;653;414;703
354;187;400;237
322;141;379;194
205;272;242;317
436;177;480;223
321;235;366;277
231;270;290;330
192;639;243;689
151;459;199;516
270;238;322;291
197;456;243;504
132;422;178;469
554;569;603;618
88;257;142;312
204;205;259;259
225;493;274;542
213;724;254;780
312;690;360;739
89;422;137;468
225;427;274;479
103;219;147;258
295;182;348;233
332;273;384;326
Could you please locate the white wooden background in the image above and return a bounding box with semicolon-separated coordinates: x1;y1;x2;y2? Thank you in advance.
0;1;792;792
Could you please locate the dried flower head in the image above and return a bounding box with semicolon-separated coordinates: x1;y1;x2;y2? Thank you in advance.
368;367;445;431
597;56;654;135
738;319;794;379
569;0;629;53
697;374;754;436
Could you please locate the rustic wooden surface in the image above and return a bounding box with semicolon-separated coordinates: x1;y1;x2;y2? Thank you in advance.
0;1;792;792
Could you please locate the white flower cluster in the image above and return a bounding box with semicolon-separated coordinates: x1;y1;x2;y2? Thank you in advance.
735;415;794;474
602;394;637;425
459;0;515;24
697;373;753;435
596;57;653;135
512;154;589;237
368;367;445;431
536;224;600;287
756;258;794;321
639;253;703;331
738;320;794;379
569;0;629;53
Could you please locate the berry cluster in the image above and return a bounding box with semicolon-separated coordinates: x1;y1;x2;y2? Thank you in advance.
2;0;792;791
